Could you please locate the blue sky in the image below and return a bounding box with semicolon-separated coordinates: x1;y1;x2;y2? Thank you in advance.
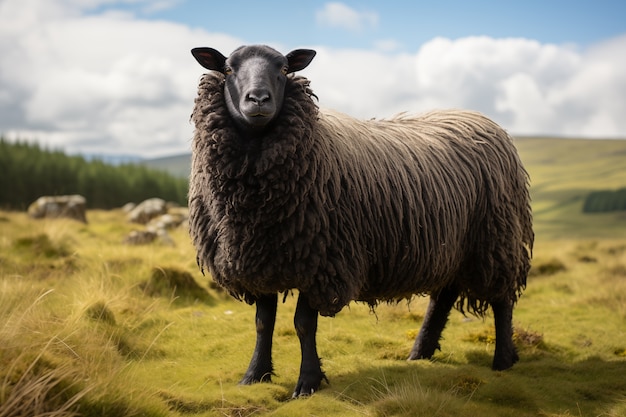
1;0;625;157
101;1;626;51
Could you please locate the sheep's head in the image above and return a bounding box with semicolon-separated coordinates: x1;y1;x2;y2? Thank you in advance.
192;45;316;134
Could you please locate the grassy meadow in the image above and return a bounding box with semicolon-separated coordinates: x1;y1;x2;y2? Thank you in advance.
1;138;626;416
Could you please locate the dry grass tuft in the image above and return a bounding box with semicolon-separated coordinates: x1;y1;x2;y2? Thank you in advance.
464;326;545;351
514;327;545;349
140;266;213;305
529;258;567;277
0;365;86;417
12;233;72;259
84;301;116;325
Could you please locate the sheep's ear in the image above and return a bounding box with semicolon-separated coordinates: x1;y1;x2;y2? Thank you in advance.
286;49;316;73
191;47;227;73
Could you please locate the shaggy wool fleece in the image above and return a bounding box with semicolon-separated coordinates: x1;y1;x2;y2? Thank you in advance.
189;73;533;317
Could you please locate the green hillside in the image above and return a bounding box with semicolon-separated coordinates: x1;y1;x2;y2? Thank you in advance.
142;153;192;179
514;138;626;240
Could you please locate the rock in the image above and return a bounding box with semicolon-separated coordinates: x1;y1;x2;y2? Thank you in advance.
122;230;158;245
121;202;136;213
27;195;87;223
127;198;167;224
146;211;188;231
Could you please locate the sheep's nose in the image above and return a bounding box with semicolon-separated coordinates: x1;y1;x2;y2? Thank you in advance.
245;90;270;106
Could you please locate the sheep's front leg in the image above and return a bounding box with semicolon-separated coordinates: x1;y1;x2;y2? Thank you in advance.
292;293;327;398
408;287;459;360
240;293;277;384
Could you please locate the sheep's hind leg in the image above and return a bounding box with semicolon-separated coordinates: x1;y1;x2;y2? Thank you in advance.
408;287;459;360
292;293;328;398
240;293;278;384
491;299;519;370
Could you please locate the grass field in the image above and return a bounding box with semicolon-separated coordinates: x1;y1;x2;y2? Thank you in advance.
1;138;625;416
516;138;626;240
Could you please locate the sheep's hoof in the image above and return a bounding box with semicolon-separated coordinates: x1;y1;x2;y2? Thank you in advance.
239;371;272;385
407;342;440;361
492;350;519;371
292;387;315;399
292;371;329;398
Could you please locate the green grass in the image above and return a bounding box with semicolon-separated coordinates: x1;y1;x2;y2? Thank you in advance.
1;138;626;416
515;138;626;240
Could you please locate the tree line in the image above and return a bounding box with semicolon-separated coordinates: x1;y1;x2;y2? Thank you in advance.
582;188;626;213
0;137;188;210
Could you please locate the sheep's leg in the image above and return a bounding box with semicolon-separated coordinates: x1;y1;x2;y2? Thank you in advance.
408;287;459;360
491;299;519;370
292;293;328;398
240;293;277;384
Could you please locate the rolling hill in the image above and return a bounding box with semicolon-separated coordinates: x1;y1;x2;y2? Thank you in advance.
142;153;192;178
514;138;626;239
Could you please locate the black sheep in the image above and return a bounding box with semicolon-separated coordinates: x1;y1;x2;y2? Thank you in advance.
189;45;534;398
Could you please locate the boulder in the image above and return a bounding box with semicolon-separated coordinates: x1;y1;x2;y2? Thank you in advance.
121;202;136;213
122;230;158;245
27;195;87;223
127;198;167;224
146;211;188;231
122;228;174;246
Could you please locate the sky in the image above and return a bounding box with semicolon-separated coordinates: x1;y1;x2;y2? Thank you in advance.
1;0;625;158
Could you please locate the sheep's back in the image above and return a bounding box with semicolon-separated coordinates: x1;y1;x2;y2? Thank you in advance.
313;109;532;312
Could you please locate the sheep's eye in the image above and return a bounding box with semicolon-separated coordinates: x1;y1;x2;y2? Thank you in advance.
224;66;233;75
280;66;289;75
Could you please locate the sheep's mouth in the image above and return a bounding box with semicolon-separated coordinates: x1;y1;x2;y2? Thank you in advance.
245;112;274;127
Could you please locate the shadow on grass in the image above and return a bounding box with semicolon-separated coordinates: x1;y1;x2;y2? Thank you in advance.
147;345;626;417
304;353;626;417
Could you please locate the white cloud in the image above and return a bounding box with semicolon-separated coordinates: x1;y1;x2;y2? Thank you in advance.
316;2;378;32
139;0;183;14
307;35;626;139
306;47;418;117
373;38;402;52
0;0;625;159
0;0;243;157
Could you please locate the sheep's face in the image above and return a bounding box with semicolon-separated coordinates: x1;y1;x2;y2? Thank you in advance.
192;45;316;134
